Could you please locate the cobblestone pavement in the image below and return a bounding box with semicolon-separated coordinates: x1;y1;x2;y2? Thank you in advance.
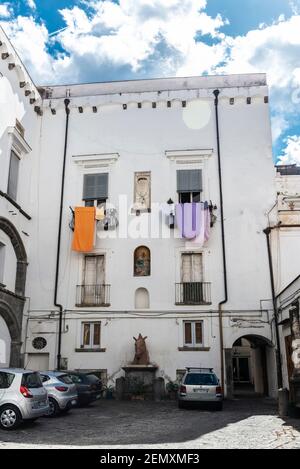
1;398;300;449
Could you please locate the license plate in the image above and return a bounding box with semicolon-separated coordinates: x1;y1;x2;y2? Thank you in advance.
193;389;208;393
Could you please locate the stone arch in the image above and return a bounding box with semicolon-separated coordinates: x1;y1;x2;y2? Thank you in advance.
0;300;20;341
225;333;276;399
0;217;27;296
135;288;150;309
0;300;22;367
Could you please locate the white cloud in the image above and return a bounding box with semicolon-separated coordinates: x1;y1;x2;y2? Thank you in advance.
26;0;37;10
0;4;11;18
56;0;226;74
0;1;300;163
0;16;55;83
278;136;300;165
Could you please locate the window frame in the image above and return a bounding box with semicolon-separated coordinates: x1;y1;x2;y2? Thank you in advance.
81;322;102;349
82;172;109;206
178;191;201;203
183;320;203;347
181;252;203;283
7;149;20;201
0;242;5;286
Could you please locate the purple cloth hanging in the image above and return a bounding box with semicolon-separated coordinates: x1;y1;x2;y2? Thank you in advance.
175;203;201;239
204;208;211;242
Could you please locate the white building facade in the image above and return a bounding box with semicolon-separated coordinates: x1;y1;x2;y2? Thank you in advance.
0;27;41;368
22;73;278;397
272;166;300;402
0;27;280;397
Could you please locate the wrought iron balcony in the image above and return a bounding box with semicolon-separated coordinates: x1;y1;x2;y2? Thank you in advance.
76;284;111;307
175;282;211;305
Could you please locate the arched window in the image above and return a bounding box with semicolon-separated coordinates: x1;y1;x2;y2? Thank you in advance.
134;246;150;277
135;288;150;309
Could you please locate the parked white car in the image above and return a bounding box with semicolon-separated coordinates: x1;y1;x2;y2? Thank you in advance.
40;371;78;417
178;367;223;410
0;369;49;430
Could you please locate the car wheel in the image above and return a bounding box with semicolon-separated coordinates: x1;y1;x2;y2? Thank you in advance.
47;398;60;417
0;405;22;430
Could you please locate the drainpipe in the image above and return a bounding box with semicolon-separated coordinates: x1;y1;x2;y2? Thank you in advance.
55;98;70;370
263;225;289;389
214;89;228;393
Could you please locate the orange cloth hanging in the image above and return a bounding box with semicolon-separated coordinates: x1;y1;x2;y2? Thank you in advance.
72;207;96;252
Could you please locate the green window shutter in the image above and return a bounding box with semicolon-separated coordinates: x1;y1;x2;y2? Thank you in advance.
177;169;202;193
83;173;108;200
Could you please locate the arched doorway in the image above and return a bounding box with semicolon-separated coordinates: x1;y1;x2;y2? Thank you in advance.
225;335;276;399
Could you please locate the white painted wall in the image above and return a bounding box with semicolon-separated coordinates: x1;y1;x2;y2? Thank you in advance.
23;75;276;396
0;26;40;294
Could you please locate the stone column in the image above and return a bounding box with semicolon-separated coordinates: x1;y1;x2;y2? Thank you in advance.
15;260;27;297
10;341;23;368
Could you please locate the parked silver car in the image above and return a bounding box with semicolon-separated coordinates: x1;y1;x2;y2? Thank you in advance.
40;371;78;417
0;369;49;430
178;367;223;410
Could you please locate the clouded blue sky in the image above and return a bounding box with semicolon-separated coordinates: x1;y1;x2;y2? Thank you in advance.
0;0;299;164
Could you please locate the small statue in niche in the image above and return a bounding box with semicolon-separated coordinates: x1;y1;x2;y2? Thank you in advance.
133;334;150;365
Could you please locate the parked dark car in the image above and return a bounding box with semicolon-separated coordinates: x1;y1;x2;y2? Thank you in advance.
66;371;102;406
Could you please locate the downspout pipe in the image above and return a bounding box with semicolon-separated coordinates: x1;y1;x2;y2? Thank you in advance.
55;98;70;370
263;227;283;389
214;89;228;392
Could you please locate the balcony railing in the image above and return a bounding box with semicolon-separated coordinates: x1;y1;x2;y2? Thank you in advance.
175;282;211;305
76;284;111;307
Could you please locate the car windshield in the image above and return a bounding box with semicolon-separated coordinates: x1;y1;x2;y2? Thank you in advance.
85;374;100;383
0;372;15;389
21;372;43;389
184;373;218;386
58;374;73;385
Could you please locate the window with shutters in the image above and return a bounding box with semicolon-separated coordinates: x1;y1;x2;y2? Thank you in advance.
81;255;106;305
82;322;101;349
82;173;108;207
184;321;203;347
7;150;20;201
179;253;205;304
181;253;203;282
177;169;202;203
